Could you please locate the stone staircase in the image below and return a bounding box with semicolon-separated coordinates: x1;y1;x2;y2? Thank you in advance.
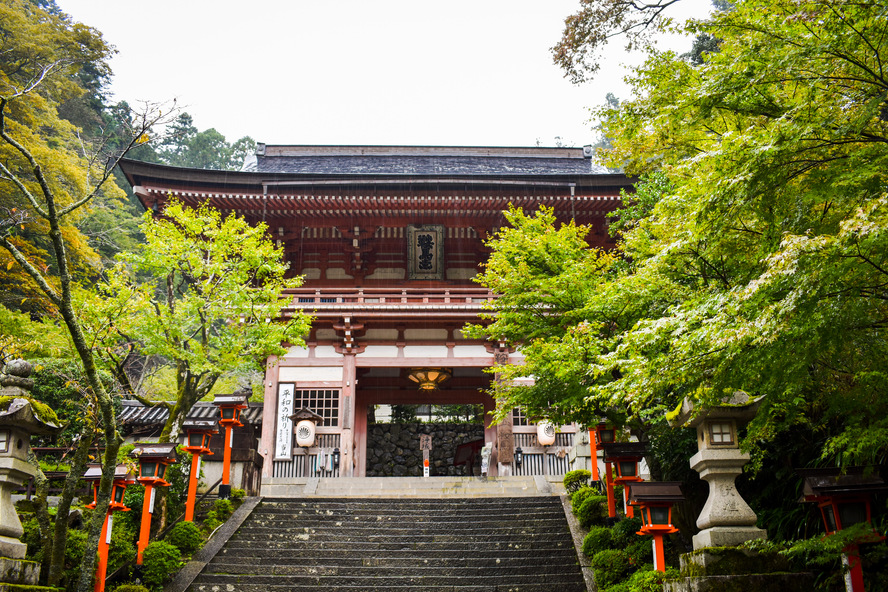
188;496;586;592
261;475;565;498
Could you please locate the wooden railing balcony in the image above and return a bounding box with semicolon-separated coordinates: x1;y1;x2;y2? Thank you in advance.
283;286;496;308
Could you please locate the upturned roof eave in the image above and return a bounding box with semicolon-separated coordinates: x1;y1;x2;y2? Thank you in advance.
117;158;635;193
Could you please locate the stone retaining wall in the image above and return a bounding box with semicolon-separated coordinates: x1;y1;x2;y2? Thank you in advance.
365;422;484;477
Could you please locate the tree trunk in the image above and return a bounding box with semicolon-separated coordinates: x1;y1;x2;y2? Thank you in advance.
47;434;94;587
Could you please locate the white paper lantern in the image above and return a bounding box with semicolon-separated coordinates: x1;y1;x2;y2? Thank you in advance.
295;419;316;448
537;420;556;446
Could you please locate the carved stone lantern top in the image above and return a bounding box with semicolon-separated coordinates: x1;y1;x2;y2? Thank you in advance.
0;360;62;438
671;391;764;429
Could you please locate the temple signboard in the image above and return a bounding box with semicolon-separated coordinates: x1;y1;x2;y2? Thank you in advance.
408;225;444;280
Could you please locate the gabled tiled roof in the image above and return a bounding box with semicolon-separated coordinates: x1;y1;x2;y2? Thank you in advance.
250;145;609;176
118;400;263;427
255;155;608;175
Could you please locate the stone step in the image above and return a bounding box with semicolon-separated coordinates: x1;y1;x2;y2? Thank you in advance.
191;573;584;589
203;562;580;577
184;494;585;592
260;476;566;498
226;534;574;546
218;540;576;552
192;583;582;592
211;553;579;568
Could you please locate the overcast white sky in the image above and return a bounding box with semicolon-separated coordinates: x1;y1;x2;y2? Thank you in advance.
55;1;712;148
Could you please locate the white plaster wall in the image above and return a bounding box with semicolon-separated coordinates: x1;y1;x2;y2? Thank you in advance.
285;346;310;358
451;345;490;358
360;345;399;357
313;345;339;358
402;345;449;357
279;366;343;382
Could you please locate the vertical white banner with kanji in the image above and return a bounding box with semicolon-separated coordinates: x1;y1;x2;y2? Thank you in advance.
275;384;294;459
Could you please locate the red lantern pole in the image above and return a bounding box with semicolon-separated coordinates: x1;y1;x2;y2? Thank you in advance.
588;427;599;481
137;484;154;563
652;532;667;571
605;463;616;518
843;546;865;592
94;510;112;592
221;423;233;489
185;452;201;522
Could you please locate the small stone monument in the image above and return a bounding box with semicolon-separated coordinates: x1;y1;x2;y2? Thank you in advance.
0;359;61;567
672;391;767;549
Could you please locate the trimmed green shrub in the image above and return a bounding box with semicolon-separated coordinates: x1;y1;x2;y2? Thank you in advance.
211;498;233;521
577;494;608;528
201;517;222;536
624;567;680;592
582;526;614;558
141;541;182;591
563;469;591;494
591;549;634;590
114;585;150;592
166;520;203;556
231;487;246;501
611;517;643;547
570;486;597;515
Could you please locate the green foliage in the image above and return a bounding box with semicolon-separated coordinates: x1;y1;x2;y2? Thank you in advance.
140;541;182;591
230;488;246;501
80;200;311;439
156;112;254;170
166;521;203;556
432;404;484;424
563;469;591;494
570;486;598;515
113;585;150;592
582;526;614;558
623;568;681;592
108;518;137;576
200;518;222;536
210;498;233;522
474;1;888;496
390;405;418;424
466;205;618;426
577;495;609;528
611;517;643;548
591;549;634;590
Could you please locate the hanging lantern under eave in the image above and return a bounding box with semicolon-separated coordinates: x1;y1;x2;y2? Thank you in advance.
290;407;324;448
537;420;557;446
407;368;452;391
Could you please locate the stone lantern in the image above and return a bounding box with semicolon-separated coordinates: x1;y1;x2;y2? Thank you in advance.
671;392;767;549
0;359;62;562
